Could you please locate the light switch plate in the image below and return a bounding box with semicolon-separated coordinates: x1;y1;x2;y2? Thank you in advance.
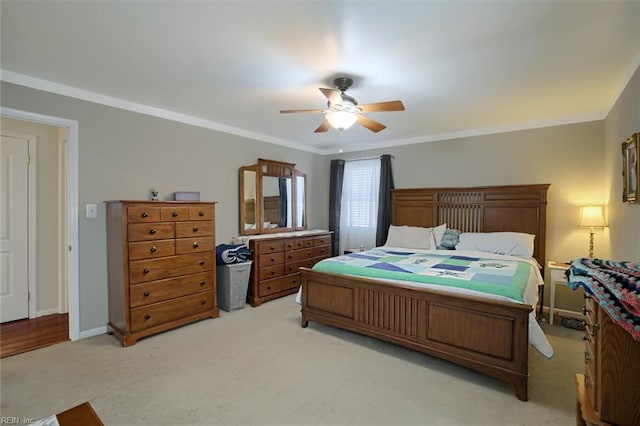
86;204;98;218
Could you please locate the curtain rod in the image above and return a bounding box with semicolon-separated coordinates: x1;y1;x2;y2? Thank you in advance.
343;155;394;163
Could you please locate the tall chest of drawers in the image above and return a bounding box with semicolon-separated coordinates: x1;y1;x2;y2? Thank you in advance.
576;296;640;425
106;201;219;346
247;231;331;306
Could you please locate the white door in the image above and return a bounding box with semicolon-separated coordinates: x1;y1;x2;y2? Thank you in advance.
1;135;30;322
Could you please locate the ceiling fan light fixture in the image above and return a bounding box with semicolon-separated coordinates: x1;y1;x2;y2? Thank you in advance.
326;111;358;130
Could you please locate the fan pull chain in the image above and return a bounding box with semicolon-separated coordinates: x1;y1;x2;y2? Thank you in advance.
338;129;344;153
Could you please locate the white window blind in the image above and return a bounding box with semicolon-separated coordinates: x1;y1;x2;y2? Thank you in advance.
339;158;380;254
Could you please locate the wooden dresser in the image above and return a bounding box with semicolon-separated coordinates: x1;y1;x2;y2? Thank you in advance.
106;201;219;346
576;296;640;426
247;231;331;306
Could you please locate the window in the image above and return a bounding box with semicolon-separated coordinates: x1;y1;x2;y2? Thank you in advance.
339;158;380;254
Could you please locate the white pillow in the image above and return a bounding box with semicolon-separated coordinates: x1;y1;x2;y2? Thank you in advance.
455;232;535;258
385;224;447;250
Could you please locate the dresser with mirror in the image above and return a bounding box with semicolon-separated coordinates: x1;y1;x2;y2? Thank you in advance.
239;159;331;306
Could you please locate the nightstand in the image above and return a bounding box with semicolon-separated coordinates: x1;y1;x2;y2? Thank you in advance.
547;261;571;325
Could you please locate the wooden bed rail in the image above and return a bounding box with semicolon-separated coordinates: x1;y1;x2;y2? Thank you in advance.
300;268;532;401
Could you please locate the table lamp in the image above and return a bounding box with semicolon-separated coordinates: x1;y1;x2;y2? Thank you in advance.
577;205;607;258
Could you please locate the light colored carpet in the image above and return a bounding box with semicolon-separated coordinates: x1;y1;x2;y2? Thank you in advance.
0;294;583;425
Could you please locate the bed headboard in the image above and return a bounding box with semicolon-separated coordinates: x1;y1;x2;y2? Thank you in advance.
391;184;550;266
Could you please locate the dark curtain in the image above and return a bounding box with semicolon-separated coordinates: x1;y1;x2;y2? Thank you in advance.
329;159;345;256
278;177;288;227
376;154;394;247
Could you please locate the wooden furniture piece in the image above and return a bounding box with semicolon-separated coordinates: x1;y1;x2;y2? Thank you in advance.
239;158;307;235
300;184;549;401
106;201;219;346
57;402;104;426
248;231;331;306
576;296;640;426
547;261;580;324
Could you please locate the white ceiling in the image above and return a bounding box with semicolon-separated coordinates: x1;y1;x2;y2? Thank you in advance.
2;1;639;154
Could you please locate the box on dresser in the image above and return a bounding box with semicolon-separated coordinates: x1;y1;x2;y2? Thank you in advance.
247;231;332;306
105;200;219;346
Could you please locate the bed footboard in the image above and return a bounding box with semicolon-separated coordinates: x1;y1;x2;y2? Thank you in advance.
300;268;532;401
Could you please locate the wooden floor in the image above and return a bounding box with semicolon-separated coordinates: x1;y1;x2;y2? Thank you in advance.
0;313;69;358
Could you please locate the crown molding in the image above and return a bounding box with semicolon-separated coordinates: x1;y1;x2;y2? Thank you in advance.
2;69;612;156
0;69;325;155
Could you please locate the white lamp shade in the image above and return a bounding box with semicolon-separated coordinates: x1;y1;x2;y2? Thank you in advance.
578;206;607;228
326;111;358;130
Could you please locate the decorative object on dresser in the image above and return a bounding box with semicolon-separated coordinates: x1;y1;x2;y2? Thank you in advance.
568;258;640;426
577;206;607;258
300;184;550;401
247;231;331;306
105;201;219;346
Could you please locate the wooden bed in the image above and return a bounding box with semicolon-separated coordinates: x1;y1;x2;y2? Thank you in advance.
300;184;549;401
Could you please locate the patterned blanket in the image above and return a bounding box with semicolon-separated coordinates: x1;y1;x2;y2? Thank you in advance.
313;248;532;302
568;258;640;341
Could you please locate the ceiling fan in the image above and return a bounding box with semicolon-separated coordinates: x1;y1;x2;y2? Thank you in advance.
280;77;405;133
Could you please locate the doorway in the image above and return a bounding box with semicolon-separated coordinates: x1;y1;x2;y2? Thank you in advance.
0;107;79;346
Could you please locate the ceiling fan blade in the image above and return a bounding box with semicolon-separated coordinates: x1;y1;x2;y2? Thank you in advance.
314;119;331;133
280;108;324;114
358;100;405;112
357;115;387;133
319;88;343;106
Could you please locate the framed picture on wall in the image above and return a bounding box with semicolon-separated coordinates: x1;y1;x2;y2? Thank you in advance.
622;132;639;203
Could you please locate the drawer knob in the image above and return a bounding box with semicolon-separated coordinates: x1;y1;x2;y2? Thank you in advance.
288;255;293;259
201;299;207;305
198;211;205;217
200;280;206;286
150;246;157;253
143;291;150;297
149;229;157;235
193;242;199;248
142;212;148;218
193;226;199;232
172;211;178;217
271;271;275;275
144;314;151;320
267;286;272;290
199;260;205;266
270;246;275;250
292;279;297;284
143;268;150;274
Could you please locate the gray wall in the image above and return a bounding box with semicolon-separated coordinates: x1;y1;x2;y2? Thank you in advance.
1;82;325;332
326;121;607;314
604;65;640;260
2;62;637;332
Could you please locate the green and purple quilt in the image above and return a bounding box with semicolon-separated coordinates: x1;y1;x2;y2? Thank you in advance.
313;248;533;302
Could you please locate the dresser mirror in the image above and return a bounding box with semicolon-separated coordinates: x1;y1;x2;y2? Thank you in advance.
239;166;258;234
295;171;306;229
238;158;307;235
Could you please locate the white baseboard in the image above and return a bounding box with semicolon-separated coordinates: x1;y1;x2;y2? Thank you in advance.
36;308;61;317
79;326;107;339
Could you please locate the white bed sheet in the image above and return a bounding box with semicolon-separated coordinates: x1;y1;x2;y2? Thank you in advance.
296;247;553;358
